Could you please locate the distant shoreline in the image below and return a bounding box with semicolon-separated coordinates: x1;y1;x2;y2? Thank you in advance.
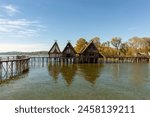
0;51;48;56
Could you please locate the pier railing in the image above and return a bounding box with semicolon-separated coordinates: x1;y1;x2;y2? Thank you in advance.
0;56;30;83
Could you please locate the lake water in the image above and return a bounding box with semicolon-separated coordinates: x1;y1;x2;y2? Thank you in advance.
0;62;150;100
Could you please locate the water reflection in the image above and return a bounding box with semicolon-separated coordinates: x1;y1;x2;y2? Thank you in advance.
61;64;77;85
112;64;120;81
0;69;29;84
48;63;104;85
1;62;150;100
130;63;148;87
48;63;77;85
48;63;61;82
78;64;104;84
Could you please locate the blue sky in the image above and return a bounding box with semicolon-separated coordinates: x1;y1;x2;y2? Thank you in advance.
0;0;150;52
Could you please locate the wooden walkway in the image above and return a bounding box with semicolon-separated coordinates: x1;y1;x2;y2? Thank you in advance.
30;56;150;64
0;56;30;83
104;56;150;63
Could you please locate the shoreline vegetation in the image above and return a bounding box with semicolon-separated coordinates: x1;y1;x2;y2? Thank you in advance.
74;37;150;57
0;36;150;57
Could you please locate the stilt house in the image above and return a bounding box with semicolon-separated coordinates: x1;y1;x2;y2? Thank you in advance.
62;42;77;58
61;42;77;63
48;41;61;58
79;41;104;63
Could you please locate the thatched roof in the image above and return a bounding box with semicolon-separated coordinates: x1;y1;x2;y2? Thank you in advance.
80;41;105;57
48;41;61;54
62;42;77;54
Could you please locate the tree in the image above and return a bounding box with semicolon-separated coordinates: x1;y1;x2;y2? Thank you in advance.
111;37;122;55
141;37;150;54
120;42;128;55
102;41;110;47
128;37;146;49
75;38;88;53
143;37;150;46
90;37;101;51
128;37;150;55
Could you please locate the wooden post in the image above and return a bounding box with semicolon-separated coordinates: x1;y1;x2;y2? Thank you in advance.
11;61;13;76
27;60;29;69
0;62;2;80
42;57;44;67
59;57;61;63
66;58;68;64
137;58;139;63
6;62;8;77
23;60;26;72
73;58;76;64
19;60;22;73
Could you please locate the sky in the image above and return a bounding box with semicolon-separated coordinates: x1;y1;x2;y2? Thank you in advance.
0;0;150;52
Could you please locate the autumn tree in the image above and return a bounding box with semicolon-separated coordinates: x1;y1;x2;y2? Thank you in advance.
90;37;101;51
120;42;128;55
128;37;150;55
75;38;88;53
74;36;150;57
102;41;110;47
143;37;150;46
111;37;122;55
128;37;146;49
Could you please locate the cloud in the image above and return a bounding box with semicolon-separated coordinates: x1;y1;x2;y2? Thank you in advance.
0;4;46;45
0;18;45;37
0;3;48;52
2;4;18;16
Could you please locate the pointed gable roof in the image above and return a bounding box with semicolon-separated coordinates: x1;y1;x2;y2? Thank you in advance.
48;41;61;54
80;41;104;57
80;41;99;54
62;42;77;54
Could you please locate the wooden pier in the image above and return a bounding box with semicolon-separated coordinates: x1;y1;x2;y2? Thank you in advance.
0;56;30;83
30;56;150;65
30;57;49;67
0;55;149;83
104;56;150;63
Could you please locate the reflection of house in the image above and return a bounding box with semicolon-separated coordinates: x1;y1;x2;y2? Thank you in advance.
48;63;77;85
79;41;104;63
48;41;61;59
48;63;61;82
61;64;77;85
78;64;103;84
